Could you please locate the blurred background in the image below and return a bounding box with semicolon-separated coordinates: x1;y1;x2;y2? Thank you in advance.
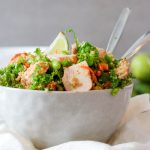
0;0;150;55
0;0;149;95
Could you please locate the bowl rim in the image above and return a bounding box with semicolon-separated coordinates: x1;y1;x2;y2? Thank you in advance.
0;84;133;95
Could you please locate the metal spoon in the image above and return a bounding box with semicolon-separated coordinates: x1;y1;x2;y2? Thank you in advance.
122;31;150;59
106;8;131;53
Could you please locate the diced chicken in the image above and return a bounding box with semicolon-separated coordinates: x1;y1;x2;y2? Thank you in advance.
9;53;28;64
18;62;49;88
97;48;107;58
62;61;93;91
47;54;77;64
116;59;129;79
97;48;114;59
9;52;35;70
9;53;34;64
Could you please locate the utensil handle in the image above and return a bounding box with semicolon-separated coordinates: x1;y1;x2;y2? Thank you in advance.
106;8;131;53
122;31;150;59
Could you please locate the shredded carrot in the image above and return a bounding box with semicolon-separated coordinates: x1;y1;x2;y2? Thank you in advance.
47;81;57;90
98;63;109;71
80;65;90;70
80;65;97;82
96;70;102;77
24;62;30;68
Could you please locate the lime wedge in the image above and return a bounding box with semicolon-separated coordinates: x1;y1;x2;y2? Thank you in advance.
45;32;69;55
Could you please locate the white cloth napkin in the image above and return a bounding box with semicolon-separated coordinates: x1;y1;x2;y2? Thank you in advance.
0;94;149;150
0;122;37;150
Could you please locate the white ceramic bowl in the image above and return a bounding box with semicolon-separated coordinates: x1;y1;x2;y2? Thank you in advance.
0;85;133;149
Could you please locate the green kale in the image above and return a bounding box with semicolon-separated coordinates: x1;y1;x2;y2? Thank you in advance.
111;88;120;96
119;73;132;88
110;69;120;88
51;60;61;70
30;65;63;90
77;42;99;66
104;55;113;63
30;48;51;64
61;60;72;67
98;72;110;84
110;71;132;96
0;63;24;87
30;73;52;90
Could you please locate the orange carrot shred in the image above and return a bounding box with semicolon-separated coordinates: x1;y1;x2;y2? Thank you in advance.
24;62;30;68
81;65;97;82
98;63;109;71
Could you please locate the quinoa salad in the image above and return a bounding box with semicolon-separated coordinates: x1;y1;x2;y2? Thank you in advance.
0;29;132;95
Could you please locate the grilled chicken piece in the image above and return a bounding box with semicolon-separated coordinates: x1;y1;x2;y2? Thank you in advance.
9;53;34;64
18;62;49;88
62;61;92;91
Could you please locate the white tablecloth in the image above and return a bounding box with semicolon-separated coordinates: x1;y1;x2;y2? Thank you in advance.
0;94;149;150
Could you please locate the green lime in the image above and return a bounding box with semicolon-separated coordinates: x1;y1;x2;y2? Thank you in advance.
131;53;150;82
45;32;69;55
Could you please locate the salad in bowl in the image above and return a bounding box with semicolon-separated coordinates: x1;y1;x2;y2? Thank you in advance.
0;29;133;148
0;29;132;95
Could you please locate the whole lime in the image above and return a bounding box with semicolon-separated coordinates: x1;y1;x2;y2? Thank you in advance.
131;53;150;82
